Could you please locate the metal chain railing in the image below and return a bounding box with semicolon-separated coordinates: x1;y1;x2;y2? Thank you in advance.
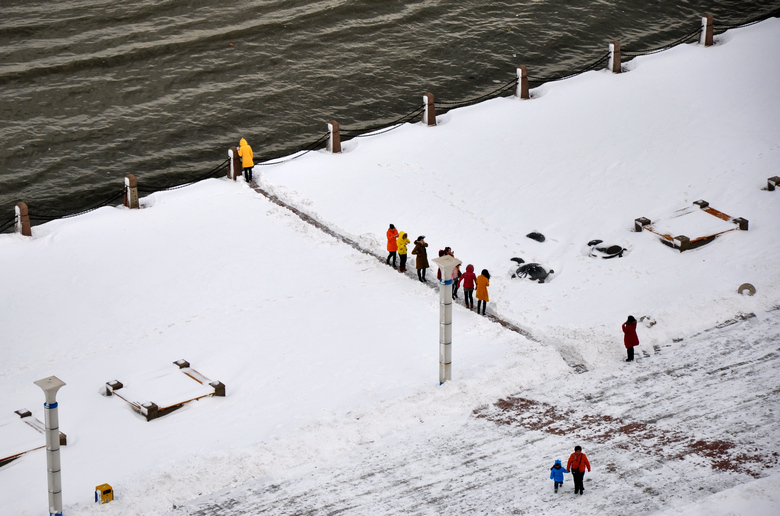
720;5;780;30
137;158;230;193
435;77;520;112
341;106;426;138
27;191;127;222
623;26;703;57
528;52;611;84
0;217;15;233
255;133;330;166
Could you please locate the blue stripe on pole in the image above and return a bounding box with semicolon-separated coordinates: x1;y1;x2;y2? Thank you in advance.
44;402;58;409
441;279;453;285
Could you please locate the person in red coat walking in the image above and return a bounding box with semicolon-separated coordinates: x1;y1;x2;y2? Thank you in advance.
386;224;399;268
567;445;591;495
457;264;478;310
622;315;639;362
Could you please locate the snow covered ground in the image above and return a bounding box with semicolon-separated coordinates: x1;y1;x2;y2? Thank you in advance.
1;16;779;516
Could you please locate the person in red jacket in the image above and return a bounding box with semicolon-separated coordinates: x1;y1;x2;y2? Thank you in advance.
622;315;639;362
386;224;399;268
567;445;591;495
457;264;477;310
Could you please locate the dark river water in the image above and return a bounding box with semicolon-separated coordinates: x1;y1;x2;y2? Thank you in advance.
1;0;777;226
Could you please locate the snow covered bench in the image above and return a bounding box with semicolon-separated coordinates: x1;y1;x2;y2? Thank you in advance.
0;409;67;468
104;360;225;422
635;200;747;252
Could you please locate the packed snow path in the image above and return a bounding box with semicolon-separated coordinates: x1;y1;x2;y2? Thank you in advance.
249;182;562;364
170;308;780;515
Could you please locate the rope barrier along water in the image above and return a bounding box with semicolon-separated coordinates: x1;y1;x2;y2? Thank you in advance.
528;52;610;84
14;158;230;228
435;77;519;110
719;5;780;31
0;217;16;233
623;26;702;57
436;77;517;109
27;191;127;222
137;157;230;193
256;132;330;166
341;105;426;138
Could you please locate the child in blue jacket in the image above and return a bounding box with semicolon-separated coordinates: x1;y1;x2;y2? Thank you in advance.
550;459;568;493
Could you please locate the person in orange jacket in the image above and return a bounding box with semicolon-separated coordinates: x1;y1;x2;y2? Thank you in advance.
476;269;490;315
238;138;254;183
567;445;591;495
386;224;399;268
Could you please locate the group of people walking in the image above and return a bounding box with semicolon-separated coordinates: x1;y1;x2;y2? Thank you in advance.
549;445;592;495
385;224;491;315
386;225;642;358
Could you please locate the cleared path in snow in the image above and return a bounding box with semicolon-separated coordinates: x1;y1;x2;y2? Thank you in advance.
171;308;780;515
248;182;585;369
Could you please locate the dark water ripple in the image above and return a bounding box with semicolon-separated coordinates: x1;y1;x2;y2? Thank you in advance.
0;0;777;222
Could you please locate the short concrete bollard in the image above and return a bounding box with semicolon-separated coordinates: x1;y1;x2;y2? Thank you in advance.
609;41;621;73
674;235;691;252
327;120;341;153
516;66;529;99
634;217;651;233
227;146;242;181
124;174;139;209
15;202;31;237
423;92;436;126
700;14;714;47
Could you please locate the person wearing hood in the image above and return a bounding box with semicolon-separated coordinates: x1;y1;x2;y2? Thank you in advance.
411;236;429;282
386;224;399;268
622;315;639;362
396;231;411;273
476;269;491;315
549;459;568;493
436;247;462;298
457;264;477;310
567;445;591;495
238;138;254;183
442;248;462;298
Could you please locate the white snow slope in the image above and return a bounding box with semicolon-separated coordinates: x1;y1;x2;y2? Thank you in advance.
1;17;779;516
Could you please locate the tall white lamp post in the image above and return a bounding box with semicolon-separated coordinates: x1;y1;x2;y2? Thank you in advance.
34;376;66;516
433;254;462;384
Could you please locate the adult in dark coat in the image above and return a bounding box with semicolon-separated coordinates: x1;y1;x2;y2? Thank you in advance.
411;236;429;282
622;315;639;362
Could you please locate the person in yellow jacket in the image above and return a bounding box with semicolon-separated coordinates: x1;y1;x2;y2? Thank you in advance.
238;138;254;183
476;269;491;315
396;231;411;273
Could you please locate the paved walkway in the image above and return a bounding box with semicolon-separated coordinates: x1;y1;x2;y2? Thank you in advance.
169;287;779;515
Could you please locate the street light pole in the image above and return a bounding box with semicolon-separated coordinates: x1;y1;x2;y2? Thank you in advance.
34;376;66;516
432;255;462;385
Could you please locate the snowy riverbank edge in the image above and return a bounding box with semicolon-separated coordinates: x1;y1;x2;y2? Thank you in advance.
1;16;779;516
